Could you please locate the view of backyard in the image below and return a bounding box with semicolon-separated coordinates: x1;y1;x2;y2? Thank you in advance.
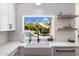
24;23;50;36
24;17;51;41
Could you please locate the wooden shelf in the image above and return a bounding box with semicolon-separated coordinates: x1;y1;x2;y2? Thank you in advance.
57;28;77;31
57;15;78;19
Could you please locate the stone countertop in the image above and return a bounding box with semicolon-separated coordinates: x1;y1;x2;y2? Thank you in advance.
2;41;79;48
0;42;20;56
21;41;79;48
50;42;78;47
0;42;28;56
0;41;79;56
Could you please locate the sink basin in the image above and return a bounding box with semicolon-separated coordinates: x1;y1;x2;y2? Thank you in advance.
24;42;51;48
24;42;52;56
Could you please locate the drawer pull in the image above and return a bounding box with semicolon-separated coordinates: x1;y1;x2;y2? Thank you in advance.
56;50;75;52
9;24;12;29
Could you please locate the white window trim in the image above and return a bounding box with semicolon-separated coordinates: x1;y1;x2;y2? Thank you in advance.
22;15;55;38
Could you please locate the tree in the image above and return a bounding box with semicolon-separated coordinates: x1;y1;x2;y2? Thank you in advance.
24;23;50;35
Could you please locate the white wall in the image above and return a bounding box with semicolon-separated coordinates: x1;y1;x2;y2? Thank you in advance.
75;4;79;42
0;32;8;45
55;17;77;42
8;3;76;42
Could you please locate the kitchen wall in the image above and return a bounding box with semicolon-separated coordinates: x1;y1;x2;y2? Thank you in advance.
55;17;77;42
75;4;79;42
8;3;76;42
0;32;8;45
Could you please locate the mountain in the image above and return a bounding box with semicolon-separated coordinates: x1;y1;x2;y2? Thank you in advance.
38;23;50;28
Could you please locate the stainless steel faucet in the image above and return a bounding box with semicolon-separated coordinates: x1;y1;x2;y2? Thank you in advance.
28;30;40;43
37;30;40;43
29;32;32;43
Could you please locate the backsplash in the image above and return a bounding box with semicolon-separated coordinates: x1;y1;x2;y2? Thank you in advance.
0;32;8;45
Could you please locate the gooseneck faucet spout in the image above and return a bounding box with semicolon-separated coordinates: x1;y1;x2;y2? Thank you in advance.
29;31;32;43
37;30;40;43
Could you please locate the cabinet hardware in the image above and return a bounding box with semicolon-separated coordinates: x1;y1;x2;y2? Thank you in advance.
9;24;12;29
56;49;75;52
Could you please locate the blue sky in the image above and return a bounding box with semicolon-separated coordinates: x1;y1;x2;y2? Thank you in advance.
24;17;51;23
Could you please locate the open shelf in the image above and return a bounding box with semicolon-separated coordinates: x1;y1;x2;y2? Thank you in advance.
57;28;77;31
57;15;78;19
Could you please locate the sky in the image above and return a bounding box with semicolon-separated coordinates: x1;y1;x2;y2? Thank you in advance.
24;17;52;23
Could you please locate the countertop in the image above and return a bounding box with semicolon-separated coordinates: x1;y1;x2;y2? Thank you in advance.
0;41;79;56
0;41;78;48
23;41;79;48
50;42;78;47
0;42;19;56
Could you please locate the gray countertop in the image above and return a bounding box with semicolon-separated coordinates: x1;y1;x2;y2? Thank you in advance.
0;41;79;56
0;42;19;56
22;41;79;48
50;42;78;47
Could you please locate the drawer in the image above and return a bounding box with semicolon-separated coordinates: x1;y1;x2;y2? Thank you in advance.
54;47;76;56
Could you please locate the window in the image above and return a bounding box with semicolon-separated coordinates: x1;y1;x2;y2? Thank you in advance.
23;16;52;42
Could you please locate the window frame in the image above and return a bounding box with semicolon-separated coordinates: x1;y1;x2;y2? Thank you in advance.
22;15;55;39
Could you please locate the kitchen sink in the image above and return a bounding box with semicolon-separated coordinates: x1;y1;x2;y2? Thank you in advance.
24;42;51;48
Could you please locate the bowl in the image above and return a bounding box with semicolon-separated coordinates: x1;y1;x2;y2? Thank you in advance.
68;39;75;43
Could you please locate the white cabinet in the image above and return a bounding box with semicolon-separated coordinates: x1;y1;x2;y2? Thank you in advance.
0;4;9;31
0;3;15;31
23;48;52;56
18;46;24;56
8;3;16;31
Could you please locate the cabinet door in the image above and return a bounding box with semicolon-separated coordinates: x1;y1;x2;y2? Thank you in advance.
18;46;24;56
0;4;9;31
8;3;15;31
